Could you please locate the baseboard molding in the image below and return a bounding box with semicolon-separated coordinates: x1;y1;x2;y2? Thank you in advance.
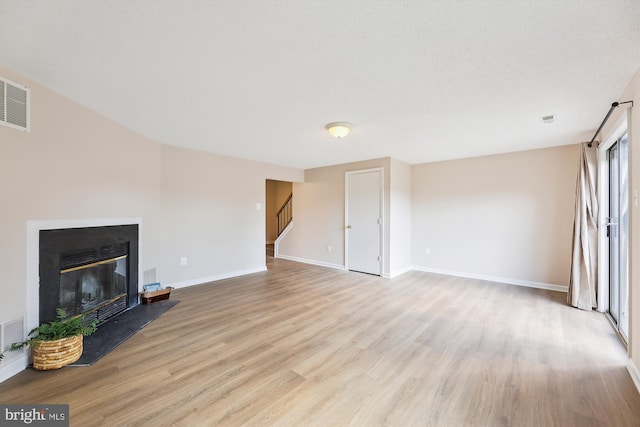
276;254;346;271
412;266;568;293
386;266;413;279
170;266;267;289
628;358;640;396
0;354;28;383
269;259;566;292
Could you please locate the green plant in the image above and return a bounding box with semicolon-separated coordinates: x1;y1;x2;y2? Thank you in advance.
0;308;97;360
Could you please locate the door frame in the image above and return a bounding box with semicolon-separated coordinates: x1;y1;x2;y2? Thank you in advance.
344;167;384;275
597;116;629;316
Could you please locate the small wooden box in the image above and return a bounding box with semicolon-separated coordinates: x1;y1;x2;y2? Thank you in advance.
140;287;173;304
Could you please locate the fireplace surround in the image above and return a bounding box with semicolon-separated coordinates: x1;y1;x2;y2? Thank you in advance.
26;219;142;332
39;225;139;324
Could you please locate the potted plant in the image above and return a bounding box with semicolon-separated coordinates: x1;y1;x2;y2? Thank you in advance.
0;308;97;370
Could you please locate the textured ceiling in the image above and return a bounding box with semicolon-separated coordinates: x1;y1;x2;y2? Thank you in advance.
1;0;639;169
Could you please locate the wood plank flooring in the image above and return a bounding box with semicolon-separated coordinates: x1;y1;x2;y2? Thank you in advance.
1;257;639;426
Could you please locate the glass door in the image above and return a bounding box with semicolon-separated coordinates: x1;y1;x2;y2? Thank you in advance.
607;133;629;341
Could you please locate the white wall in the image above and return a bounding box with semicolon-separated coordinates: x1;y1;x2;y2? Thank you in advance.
411;145;579;288
389;158;412;277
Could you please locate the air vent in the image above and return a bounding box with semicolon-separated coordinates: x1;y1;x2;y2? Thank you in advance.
0;76;30;132
0;317;25;365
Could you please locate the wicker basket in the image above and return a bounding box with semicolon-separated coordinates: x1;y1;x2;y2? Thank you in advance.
141;287;172;304
32;335;83;370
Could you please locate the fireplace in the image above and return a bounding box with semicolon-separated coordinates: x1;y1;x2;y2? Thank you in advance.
39;225;139;324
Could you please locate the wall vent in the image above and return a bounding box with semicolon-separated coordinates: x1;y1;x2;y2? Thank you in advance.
0;76;31;132
143;267;157;285
0;317;25;365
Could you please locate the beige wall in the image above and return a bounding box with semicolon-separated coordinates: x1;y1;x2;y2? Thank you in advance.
279;158;392;274
280;147;578;286
160;147;301;286
411;145;579;286
0;67;302;335
0;68;163;323
4;60;638;390
278;157;411;277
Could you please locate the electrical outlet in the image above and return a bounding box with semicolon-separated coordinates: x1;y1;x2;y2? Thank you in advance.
425;248;431;256
180;257;188;266
327;245;332;252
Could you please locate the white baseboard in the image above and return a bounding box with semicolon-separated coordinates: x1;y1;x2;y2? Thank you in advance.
386;266;413;279
628;358;640;396
169;266;267;289
0;355;28;383
276;254;346;271
412;266;568;293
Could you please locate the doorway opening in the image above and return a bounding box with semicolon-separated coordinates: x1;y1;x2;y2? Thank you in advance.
266;180;293;260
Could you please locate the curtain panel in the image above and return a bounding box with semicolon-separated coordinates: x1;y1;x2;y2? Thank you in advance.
568;143;598;310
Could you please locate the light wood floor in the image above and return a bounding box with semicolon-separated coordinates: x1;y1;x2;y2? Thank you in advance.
1;257;639;426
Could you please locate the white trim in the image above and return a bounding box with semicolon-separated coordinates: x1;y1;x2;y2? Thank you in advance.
387;266;413;279
345;167;384;276
276;254;346;271
169;266;267;289
26;218;142;333
627;358;640;396
597;117;629;313
413;266;568;292
274;221;293;258
2;217;145;383
0;355;28;383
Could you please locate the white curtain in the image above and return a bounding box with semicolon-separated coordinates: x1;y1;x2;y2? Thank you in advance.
568;142;599;310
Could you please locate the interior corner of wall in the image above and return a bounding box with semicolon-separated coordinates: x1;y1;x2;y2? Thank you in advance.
627;358;640;396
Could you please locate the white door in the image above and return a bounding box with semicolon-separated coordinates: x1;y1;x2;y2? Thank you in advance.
346;169;382;275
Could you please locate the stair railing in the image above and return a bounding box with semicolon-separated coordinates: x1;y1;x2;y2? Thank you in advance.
276;193;293;236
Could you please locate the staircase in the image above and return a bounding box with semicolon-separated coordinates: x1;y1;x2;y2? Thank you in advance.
276;193;293;236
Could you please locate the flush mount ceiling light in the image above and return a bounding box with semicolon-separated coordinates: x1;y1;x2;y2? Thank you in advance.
325;122;352;138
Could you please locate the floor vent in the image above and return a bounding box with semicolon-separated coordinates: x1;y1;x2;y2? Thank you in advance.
0;76;30;132
0;317;25;364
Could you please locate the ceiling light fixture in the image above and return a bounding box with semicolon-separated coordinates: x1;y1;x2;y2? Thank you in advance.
325;122;352;138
